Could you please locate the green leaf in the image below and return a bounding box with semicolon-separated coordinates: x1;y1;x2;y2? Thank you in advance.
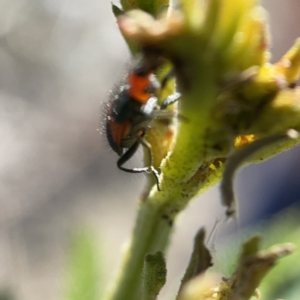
120;0;169;15
142;251;167;300
177;228;212;297
112;4;124;18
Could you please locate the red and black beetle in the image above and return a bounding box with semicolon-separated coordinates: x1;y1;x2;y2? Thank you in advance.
104;58;180;190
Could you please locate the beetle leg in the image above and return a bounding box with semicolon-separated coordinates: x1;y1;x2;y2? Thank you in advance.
160;92;181;109
117;138;161;191
139;137;161;191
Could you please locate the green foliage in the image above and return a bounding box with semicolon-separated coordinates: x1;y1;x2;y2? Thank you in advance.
212;207;300;300
63;229;100;300
225;236;294;300
259;208;300;300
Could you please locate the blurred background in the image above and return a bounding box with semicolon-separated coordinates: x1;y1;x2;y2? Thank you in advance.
0;1;300;299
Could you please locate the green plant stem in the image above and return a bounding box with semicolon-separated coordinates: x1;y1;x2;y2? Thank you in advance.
105;71;221;300
105;1;300;299
105;201;173;300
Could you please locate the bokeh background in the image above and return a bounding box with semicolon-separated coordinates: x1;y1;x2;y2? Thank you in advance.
1;1;300;299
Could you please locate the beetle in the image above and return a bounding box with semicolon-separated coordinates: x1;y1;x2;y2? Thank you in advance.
104;58;180;190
